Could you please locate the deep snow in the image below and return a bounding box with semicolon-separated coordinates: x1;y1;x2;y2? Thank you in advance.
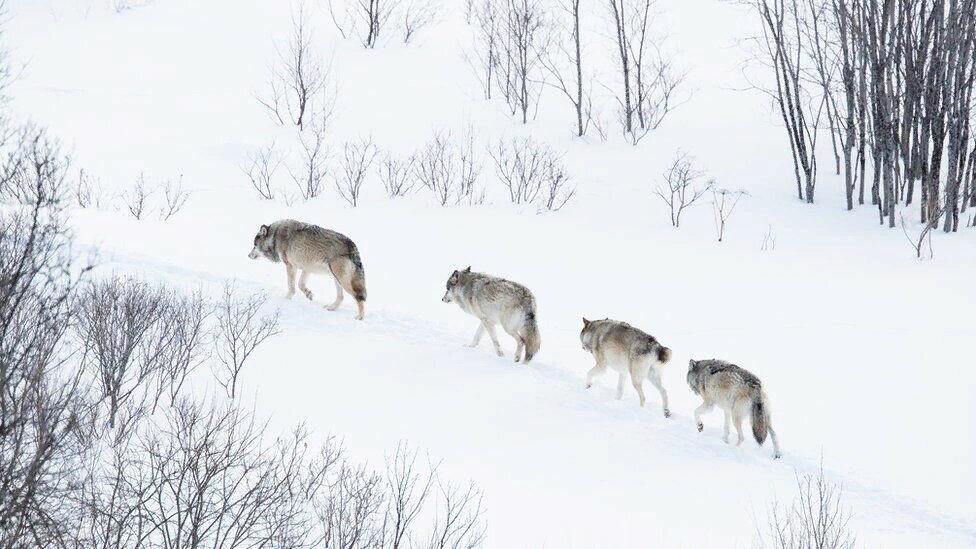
5;0;975;546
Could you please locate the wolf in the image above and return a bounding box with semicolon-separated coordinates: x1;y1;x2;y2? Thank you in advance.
248;219;367;320
441;267;541;363
686;359;782;459
579;318;672;418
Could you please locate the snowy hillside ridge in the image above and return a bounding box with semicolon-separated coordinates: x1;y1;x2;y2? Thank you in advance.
2;0;975;547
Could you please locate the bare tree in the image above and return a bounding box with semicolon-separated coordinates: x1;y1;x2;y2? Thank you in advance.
606;0;686;144
377;153;416;197
121;173;152;220
335;137;380;207
243;141;285;200
423;481;486;549
489;136;573;211
653;151;712;227
498;0;548;123
74;277;179;427
900;206;946;260
757;464;856;549
259;3;332;130
469;0;503;100
159;175;189;221
710;187;748;242
540;0;594;137
212;283;281;399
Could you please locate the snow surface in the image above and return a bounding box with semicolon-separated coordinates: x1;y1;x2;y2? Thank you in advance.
5;0;975;546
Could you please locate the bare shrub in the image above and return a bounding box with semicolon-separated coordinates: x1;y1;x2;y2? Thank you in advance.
259;3;333;130
757;465;856;549
456;126;485;206
761;224;776;251
423;480;486;549
401;0;439;43
710;187;748;242
159;175;189;220
212;283;281;399
901;207;946;260
377;153;416;198
653;151;712;227
75;168;106;209
290;119;330;201
335;137;380;207
489;136;574;211
413;129;485;207
243;141;285;200
121;173;152;220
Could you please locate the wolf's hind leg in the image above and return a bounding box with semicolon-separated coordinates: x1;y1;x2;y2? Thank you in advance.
325;276;344;311
629;361;648;407
648;370;670;418
694;400;713;432
733;411;745;446
467;324;485;348
298;271;314;301
767;425;782;459
615;372;626;400
483;322;504;357
513;338;524;363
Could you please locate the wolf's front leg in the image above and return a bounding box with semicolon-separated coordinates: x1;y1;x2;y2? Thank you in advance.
467;324;485;348
483;322;504;357
298;271;314;301
584;361;606;389
694;401;713;432
285;263;297;299
326;277;344;311
722;412;731;444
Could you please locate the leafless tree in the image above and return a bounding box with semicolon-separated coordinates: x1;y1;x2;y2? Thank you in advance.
159;175;189;221
541;0;594;137
243;141;285;200
290;117;331;201
469;0;503;100
606;0;686;144
74;277;189;427
212;283;281;399
385;443;437;549
900;206;946;260
653;151;712;227
489;136;573;210
121;173;152;220
0;159;94;549
757;464;856;549
259;2;332;130
335;137;380;207
377;153;417;197
423;480;486;549
710;187;748;242
498;0;548;124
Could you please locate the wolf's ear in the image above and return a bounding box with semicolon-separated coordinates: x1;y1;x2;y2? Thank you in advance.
258;224;269;237
582;317;590;327
689;359;697;368
463;266;471;273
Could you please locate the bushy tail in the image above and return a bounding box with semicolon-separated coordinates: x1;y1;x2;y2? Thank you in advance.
657;346;672;363
751;391;768;445
521;313;541;363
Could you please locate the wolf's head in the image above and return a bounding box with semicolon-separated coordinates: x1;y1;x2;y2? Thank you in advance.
248;224;278;262
580;317;593;351
441;266;471;303
686;359;702;393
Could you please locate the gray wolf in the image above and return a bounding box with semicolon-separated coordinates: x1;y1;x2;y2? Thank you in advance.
686;359;782;459
248;219;367;320
579;318;672;418
441;267;540;363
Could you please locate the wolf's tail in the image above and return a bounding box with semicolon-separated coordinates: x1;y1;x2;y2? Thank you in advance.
751;390;768;445
350;253;367;303
656;346;672;363
521;311;541;363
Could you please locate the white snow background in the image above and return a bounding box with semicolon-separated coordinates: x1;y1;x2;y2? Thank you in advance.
4;0;975;546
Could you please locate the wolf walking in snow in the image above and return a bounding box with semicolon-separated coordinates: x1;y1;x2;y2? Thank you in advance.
580;318;672;418
441;267;541;363
248;219;367;320
686;359;782;459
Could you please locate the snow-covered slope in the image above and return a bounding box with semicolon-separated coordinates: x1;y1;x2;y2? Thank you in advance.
6;0;975;546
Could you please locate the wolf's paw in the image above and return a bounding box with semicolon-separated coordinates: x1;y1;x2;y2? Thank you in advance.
464;343;478;348
722;437;731;445
663;409;671;418
697;422;704;432
585;382;592;390
774;452;782;460
301;288;314;300
514;355;521;363
326;304;340;311
495;350;504;357
355;313;365;321
285;292;295;300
